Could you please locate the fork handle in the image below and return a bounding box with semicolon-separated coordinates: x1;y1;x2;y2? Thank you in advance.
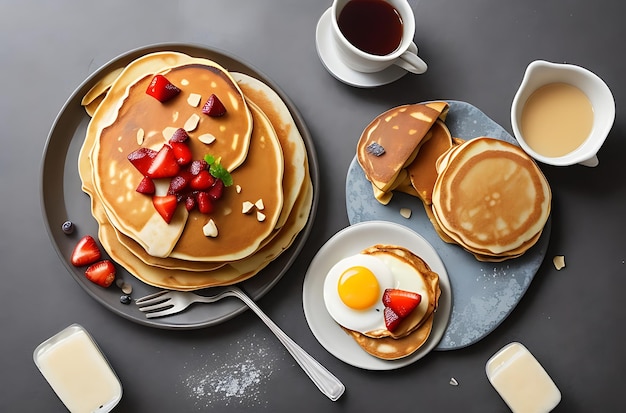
230;289;345;401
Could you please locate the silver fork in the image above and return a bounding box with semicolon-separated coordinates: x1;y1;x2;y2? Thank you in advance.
135;286;345;401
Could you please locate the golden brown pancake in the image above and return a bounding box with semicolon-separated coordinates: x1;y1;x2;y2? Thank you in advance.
78;51;314;289
86;52;255;258
407;119;454;205
96;174;312;290
231;72;307;230
340;245;441;359
167;101;284;262
431;137;551;259
357;102;449;193
342;313;435;360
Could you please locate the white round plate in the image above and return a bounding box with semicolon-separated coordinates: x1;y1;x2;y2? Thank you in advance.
302;221;452;370
315;7;409;88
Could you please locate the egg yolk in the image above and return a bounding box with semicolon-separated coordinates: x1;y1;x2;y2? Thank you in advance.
337;266;380;310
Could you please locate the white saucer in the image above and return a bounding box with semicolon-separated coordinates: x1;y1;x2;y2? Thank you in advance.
315;8;410;88
302;221;452;370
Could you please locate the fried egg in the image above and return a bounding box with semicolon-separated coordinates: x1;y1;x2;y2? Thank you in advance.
323;252;429;334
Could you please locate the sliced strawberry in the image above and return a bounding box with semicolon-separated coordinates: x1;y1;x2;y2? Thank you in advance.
153;195;178;223
382;289;422;318
169;128;189;143
127;147;157;175
136;176;155;194
146;74;181;102
170;141;193;166
85;260;116;288
184;195;196;212
202;94;227;117
147;145;180;178
207;178;224;200
70;235;102;267
196;191;214;214
167;172;192;195
190;169;215;190
383;307;402;332
188;159;208;176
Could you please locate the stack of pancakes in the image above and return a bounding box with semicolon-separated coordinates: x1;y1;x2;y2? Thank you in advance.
430;137;551;261
342;245;441;360
357;102;551;262
78;51;312;290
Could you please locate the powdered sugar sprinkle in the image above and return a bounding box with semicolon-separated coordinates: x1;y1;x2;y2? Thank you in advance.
180;333;282;409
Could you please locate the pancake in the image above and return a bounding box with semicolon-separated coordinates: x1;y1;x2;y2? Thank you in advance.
86;52;255;258
78;51;314;289
167;100;284;262
342;313;435;360
360;245;440;339
231;72;307;230
357;101;449;193
407;119;454;205
340;245;441;360
431;137;551;259
97;172;312;290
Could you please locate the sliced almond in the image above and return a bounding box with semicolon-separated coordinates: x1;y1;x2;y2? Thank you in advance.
202;219;218;237
255;199;265;210
242;201;254;214
236;185;242;194
400;207;412;219
553;255;565;270
162;126;178;141
184;113;201;132
187;93;202;107
136;128;145;145
198;133;216;144
257;211;266;222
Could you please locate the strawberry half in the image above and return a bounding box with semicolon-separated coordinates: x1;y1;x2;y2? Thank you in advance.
383;307;402;332
136;176;155;194
170;141;193;166
146;74;181;102
202;94;227;117
382;289;422;318
85;260;116;288
190;169;214;190
207;178;224;200
196;191;214;214
127;147;157;175
147;145;180;178
153;195;178;223
169;128;190;143
70;235;102;267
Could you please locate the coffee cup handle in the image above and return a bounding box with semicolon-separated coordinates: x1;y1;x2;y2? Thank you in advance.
394;42;428;74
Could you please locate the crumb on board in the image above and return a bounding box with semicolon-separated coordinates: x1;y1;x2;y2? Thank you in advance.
553;255;565;270
400;207;412;219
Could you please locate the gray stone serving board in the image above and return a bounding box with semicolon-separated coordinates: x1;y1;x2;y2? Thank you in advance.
346;100;551;350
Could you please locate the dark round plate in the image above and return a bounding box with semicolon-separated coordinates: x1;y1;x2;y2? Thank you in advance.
40;43;319;329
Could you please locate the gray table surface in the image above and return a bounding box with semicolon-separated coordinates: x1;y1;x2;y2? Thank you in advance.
2;0;625;411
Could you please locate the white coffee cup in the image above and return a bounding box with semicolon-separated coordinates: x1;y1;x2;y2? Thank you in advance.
511;60;615;167
330;0;427;74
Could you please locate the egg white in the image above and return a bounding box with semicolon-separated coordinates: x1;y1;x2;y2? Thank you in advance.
323;254;393;333
323;252;430;334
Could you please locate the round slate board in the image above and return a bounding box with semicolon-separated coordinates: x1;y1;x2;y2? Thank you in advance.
346;100;551;350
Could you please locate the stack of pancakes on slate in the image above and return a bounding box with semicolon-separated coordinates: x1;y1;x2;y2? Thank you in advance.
357;102;551;262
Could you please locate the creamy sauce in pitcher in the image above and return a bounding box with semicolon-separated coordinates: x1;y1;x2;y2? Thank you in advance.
521;82;594;157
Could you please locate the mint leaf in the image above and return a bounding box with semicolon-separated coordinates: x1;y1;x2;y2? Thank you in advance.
204;154;233;187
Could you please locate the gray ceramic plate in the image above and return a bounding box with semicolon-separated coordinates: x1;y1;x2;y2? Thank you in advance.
346;100;551;350
40;43;319;329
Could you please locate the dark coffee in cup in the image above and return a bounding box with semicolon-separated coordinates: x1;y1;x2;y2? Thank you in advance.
338;0;403;56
